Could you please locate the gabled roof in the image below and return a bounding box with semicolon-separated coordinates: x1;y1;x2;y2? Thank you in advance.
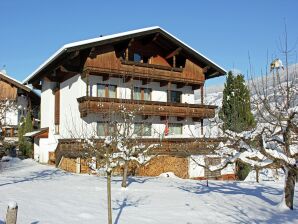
23;26;226;84
0;71;40;98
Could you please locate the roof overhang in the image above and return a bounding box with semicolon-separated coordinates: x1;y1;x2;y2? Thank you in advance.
23;26;226;85
24;127;49;138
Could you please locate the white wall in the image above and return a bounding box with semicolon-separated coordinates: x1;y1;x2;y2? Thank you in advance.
37;79;59;162
189;155;235;178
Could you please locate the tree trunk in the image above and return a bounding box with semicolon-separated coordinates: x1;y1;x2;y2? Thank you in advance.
121;161;128;188
107;171;112;224
256;167;259;183
284;167;296;210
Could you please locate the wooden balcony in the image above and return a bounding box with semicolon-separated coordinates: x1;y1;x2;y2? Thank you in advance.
55;137;224;165
77;96;216;119
83;59;204;88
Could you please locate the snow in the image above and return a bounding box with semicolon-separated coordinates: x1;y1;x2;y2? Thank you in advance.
7;201;17;209
0;159;297;223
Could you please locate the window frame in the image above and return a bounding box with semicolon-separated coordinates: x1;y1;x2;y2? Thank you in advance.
168;90;182;103
97;84;117;98
168;123;183;135
133;87;152;101
133;123;152;136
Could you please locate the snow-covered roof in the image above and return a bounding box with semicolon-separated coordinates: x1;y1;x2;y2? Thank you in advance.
23;26;226;84
0;71;40;97
24;128;48;138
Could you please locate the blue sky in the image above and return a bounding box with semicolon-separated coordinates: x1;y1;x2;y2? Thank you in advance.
0;0;297;87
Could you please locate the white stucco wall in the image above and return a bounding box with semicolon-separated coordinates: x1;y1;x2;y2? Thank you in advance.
37;79;59;162
35;74;206;163
189;155;235;178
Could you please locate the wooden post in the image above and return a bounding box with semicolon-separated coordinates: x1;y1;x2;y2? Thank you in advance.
76;157;81;174
167;82;171;102
6;202;18;224
125;48;129;61
173;55;176;68
201;84;204;104
86;72;89;97
200;119;203;135
107;171;112;224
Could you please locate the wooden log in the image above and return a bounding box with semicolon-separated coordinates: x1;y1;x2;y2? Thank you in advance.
5;201;18;224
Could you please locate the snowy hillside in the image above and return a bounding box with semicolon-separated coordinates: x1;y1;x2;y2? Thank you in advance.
0;158;297;223
204;63;298;107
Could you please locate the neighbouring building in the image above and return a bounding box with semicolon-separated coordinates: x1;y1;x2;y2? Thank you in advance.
23;27;235;180
0;71;40;142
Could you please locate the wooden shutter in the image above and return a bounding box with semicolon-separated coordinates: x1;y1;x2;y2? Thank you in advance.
54;88;60;125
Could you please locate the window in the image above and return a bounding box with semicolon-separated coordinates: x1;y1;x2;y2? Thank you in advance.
169;123;183;135
97;84;117;98
133;87;151;101
97;122;115;136
134;123;152;136
133;53;142;62
169;91;182;103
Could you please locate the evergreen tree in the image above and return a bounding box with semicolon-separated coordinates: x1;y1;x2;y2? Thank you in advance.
219;72;255;132
219;71;256;180
18;112;33;157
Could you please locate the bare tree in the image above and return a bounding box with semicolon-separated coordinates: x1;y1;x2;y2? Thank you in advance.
67;105;161;223
188;29;298;209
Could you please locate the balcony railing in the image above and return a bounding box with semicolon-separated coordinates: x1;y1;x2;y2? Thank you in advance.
77;96;216;119
83;60;204;87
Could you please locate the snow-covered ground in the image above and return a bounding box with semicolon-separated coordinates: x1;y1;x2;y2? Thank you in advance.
0;158;297;224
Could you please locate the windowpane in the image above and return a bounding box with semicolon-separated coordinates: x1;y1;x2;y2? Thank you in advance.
133;123;142;136
143;88;151;101
143;123;152;136
169;123;182;135
170;91;182;103
133;87;141;100
134;123;151;136
97;84;105;97
133;53;142;62
97;122;106;136
108;85;116;98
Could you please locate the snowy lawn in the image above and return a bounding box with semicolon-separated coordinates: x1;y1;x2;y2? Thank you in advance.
0;158;297;224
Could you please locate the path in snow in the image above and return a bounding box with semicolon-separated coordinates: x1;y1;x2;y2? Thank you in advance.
0;158;297;224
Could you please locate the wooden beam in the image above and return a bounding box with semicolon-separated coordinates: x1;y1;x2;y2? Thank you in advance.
142;115;149;120
153;33;159;42
209;71;220;77
177;117;185;121
192;84;200;90
165;47;182;59
160;116;167;121
192;117;201;122
160;80;169;87
128;38;135;47
201;84;204;104
102;75;109;81
203;66;211;73
177;83;186;89
124;76;132;83
142;78;151;85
